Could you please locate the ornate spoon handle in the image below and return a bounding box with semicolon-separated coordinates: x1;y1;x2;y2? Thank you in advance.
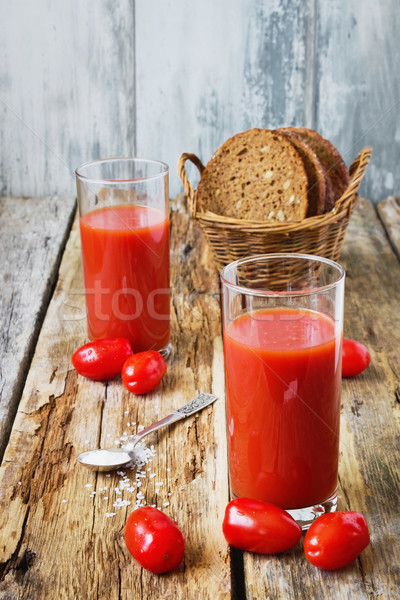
123;392;217;453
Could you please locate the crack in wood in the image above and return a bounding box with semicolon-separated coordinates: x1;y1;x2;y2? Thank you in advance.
0;504;32;582
15;549;36;585
395;385;400;404
15;371;80;509
230;547;246;600
338;473;351;510
49;367;58;384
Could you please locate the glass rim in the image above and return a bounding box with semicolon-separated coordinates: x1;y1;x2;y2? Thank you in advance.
220;253;346;297
75;156;169;184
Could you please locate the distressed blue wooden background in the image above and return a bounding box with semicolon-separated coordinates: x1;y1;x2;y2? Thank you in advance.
0;0;398;201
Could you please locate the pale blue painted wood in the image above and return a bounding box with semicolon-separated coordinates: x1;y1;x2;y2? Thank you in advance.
316;0;400;202
0;0;398;202
135;0;315;196
135;0;399;200
0;0;135;197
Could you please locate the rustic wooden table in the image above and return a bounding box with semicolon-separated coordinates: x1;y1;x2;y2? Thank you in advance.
0;194;399;599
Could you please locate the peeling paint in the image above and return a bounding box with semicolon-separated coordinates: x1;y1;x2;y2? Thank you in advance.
0;1;398;201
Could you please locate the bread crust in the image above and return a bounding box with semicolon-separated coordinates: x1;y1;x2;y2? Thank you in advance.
283;127;349;212
279;129;327;216
196;129;308;222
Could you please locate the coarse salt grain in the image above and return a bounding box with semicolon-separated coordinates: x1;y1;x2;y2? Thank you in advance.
82;438;164;516
113;498;131;508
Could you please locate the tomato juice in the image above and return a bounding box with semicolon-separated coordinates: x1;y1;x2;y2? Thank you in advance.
79;204;170;352
224;307;341;510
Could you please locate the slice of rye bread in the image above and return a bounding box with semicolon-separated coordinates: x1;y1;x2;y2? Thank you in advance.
195;129;308;222
284;128;350;212
278;128;327;217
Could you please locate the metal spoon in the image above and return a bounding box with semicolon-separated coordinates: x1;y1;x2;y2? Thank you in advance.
77;392;217;472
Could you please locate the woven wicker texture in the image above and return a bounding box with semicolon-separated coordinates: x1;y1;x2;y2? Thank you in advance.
178;146;372;271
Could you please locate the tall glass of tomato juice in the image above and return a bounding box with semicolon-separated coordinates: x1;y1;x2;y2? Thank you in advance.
221;253;345;529
75;158;170;356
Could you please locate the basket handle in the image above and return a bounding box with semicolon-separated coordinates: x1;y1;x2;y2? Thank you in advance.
334;146;372;212
177;153;205;217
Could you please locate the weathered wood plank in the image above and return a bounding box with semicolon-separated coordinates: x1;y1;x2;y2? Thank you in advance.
0;195;76;459
316;0;400;203
242;199;400;599
377;196;400;260
135;0;315;197
0;0;135;198
1;1;398;203
0;197;231;599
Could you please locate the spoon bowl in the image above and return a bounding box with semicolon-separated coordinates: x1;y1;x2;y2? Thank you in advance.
77;448;133;471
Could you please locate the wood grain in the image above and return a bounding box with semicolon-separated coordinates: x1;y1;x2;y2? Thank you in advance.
0;195;76;459
3;1;398;202
242;199;400;599
0;0;135;197
0;196;230;599
135;0;315;197
377;196;400;259
316;0;400;204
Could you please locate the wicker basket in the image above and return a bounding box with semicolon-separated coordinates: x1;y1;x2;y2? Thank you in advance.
178;146;372;271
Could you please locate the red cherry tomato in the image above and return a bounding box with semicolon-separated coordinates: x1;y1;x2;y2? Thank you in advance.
304;511;370;570
342;338;371;377
125;507;185;574
222;497;302;554
71;338;133;381
122;351;167;394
